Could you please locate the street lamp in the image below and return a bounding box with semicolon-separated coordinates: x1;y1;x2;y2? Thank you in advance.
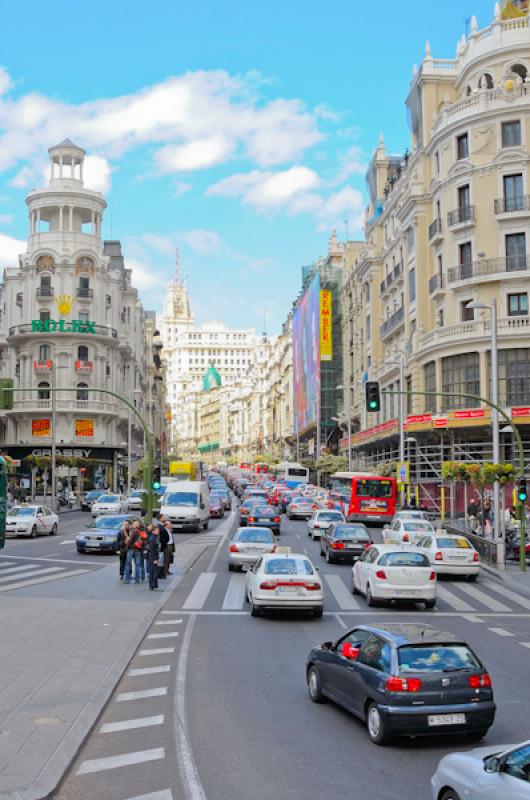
466;299;501;560
336;384;354;471
127;388;143;495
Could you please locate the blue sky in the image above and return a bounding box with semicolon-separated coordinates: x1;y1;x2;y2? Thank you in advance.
0;0;492;331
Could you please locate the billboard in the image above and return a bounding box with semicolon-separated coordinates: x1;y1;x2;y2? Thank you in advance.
501;0;529;19
293;273;321;434
75;419;94;437
32;419;51;437
320;290;333;361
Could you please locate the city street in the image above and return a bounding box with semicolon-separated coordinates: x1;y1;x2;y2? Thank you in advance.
53;513;530;800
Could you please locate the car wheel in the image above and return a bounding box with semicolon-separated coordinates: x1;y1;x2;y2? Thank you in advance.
424;599;436;610
366;584;377;607
351;574;360;595
203;520;209;530
249;595;260;617
76;547;84;553
466;729;488;743
466;573;478;582
440;791;462;800
307;666;326;703
320;545;325;557
50;523;58;536
313;606;323;618
366;702;389;745
228;563;234;572
325;550;333;564
30;525;37;538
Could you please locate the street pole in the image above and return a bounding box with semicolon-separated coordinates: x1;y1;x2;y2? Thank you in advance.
127;407;132;495
51;363;57;511
399;355;405;507
347;386;352;471
491;299;503;565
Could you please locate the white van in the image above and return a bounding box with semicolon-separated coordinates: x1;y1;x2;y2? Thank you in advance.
160;480;210;532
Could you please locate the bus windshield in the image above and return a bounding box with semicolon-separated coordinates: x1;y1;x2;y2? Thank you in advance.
356;480;393;498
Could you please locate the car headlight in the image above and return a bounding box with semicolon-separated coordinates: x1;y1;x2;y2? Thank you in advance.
104;536;116;543
76;535;85;541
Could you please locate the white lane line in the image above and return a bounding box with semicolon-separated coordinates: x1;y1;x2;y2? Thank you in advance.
125;790;173;800
155;619;183;625
334;613;348;629
0;564;40;577
1;554;104;565
222;572;246;610
139;647;175;656
128;665;171;677
76;748;165;775
457;583;512;612
482;580;530;611
161;610;184;615
116;688;168;702
99;715;164;734
183;572;217;610
0;569;88;592
59;540;75;544
0;562;17;568
323;574;360;610
148;632;180;640
435;585;476;612
520;642;530;649
488;627;514;637
462;614;484;623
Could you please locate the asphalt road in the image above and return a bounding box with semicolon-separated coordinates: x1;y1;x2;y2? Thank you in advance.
52;512;530;800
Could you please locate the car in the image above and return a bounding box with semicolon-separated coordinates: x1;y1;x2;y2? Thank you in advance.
242;489;269;506
211;489;230;510
5;505;58;537
228;527;277;571
91;494;123;517
247;504;281;534
239;498;258;526
383;518;436;545
287;496;318;520
306;622;495;745
80;489;103;511
319;523;372;564
307;509;345;539
416;533;480;580
76;514;141;553
245;552;323;617
431;740;530;800
209;496;225;519
393;510;429;522
352;544;437;608
124;489;146;512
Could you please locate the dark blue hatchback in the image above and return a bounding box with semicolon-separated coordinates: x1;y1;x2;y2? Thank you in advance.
76;514;141;554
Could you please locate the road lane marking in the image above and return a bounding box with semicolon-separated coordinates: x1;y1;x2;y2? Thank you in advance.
183;572;217;609
334;613;348;629
457;583;512;612
139;647;175;656
59;540;75;544
0;564;40;576
0;562;17;568
520;642;530;649
99;715;164;733
155;619;183;625
323;574;360;610
222;572;246;609
161;610;185;615
462;614;484;623
76;748;165;775
0;554;104;565
482;580;530;610
0;569;89;592
116;688;168;702
488;627;514;637
148;632;180;640
435;585;476;611
124;790;173;800
128;665;171;677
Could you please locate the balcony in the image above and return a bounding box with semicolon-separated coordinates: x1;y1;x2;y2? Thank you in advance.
8;397;121;415
380;306;405;339
33;359;53;373
76;287;93;301
428;273;444;295
447;255;529;285
447;205;475;228
75;359;93;373
419;316;530;353
494;195;530;216
380;263;403;296
428;218;443;245
36;286;54;299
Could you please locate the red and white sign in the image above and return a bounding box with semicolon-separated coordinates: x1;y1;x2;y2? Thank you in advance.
451;409;486;420
433;417;448;429
512;407;530;418
406;414;433;425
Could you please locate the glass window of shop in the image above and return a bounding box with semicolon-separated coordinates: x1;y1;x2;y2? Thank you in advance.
441;353;480;410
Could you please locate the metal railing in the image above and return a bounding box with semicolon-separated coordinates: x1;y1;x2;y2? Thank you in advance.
448;255;529;284
494;195;530;214
380;306;404;339
76;287;94;299
447;205;475;226
380;263;403;295
8;323;118;338
445;521;497;565
428;218;442;240
36;286;54;298
7;397;122;413
428;273;444;294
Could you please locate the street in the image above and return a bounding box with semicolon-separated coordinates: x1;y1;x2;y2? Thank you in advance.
50;512;530;800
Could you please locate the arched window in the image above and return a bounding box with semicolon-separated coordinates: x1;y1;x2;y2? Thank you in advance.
78;345;89;361
466;85;473;96
39;344;51;361
38;382;50;400
479;73;494;90
510;63;528;82
77;383;89;402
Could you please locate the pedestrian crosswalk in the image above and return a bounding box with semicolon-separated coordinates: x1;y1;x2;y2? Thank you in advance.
0;559;90;593
174;568;530;615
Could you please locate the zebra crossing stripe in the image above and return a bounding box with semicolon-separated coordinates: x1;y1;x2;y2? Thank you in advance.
435;585;476;612
322;575;360;610
0;569;89;592
222;573;246;609
482;580;530;611
99;715;164;733
0;564;42;579
123;791;173;800
76;748;165;775
456;583;511;612
183;572;216;609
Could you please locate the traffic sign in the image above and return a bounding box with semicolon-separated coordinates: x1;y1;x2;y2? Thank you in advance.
396;461;410;484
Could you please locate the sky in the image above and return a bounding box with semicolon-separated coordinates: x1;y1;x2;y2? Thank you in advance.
0;0;493;332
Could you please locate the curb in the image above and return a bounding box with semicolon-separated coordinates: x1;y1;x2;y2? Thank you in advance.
2;512;237;800
480;561;530;599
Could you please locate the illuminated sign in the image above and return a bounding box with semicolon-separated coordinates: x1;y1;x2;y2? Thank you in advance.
32;419;51;437
75;419;94;437
320;290;333;362
31;319;96;334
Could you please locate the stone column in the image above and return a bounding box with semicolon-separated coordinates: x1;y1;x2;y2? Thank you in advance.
59;206;64;231
69;206;73;232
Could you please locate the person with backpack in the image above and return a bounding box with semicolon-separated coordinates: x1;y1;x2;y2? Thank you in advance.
117;519;130;580
146;523;160;591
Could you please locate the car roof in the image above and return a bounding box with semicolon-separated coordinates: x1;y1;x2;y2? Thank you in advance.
350;622;464;647
235;526;273;536
261;552;311;561
9;505;38;511
369;543;426;552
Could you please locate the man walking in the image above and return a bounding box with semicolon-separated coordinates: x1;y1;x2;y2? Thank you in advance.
157;516;170;579
146;523;160;591
117;519;130;580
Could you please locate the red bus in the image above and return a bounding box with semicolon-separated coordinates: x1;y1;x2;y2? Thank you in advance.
254;462;270;474
329;472;397;524
240;462;253;471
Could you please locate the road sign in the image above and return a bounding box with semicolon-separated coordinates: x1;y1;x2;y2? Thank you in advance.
396;461;410;484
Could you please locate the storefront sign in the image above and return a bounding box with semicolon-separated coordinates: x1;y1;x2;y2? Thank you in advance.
32;419;51;437
433;417;448;429
450;409;486;420
75;419;94;437
320;290;333;362
512;407;530;418
31;319;96;334
406;414;433;425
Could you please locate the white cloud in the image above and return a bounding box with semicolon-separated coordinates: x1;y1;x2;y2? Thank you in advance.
181;229;223;254
0;213;13;225
127;258;166;293
84;154;112;193
333;145;367;185
0;232;25;268
315;186;365;233
208;166;320;211
0;67;12;96
155;136;233;172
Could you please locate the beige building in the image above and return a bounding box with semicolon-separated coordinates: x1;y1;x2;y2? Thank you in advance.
344;7;530;500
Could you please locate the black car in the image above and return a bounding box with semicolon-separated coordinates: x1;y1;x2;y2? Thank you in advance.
306;623;495;745
319;523;372;564
247;504;281;534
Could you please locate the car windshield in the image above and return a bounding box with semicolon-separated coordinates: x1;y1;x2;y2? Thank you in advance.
398;645;481;673
403;522;432;531
130;491;144;498
164;492;198;506
379;552;430;567
237;530;273;543
334;526;369;540
292;497;309;504
9;508;35;517
356;480;393;498
95;516;127;529
264;558;314;575
436;537;471;549
97;495;119;503
87;491;102;499
318;512;343;520
252;506;272;515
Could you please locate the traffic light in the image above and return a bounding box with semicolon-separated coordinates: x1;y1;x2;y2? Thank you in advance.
365;381;381;413
152;466;161;491
518;477;527;503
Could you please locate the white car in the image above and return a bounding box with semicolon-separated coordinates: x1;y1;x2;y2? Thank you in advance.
431;740;530;800
393;510;429;522
383;518;435;545
245;552;323;617
307;509;345;539
91;494;123;517
352;544;436;608
228;527;277;571
124;490;146;512
6;505;58;537
416;533;480;580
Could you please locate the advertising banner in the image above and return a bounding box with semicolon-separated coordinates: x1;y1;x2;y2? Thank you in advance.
293;274;321;434
75;419;94;437
32;419;51;437
320;290;333;362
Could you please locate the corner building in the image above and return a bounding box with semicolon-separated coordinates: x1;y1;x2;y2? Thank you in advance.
345;8;530;498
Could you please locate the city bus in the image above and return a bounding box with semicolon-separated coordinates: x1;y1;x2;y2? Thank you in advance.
253;462;270;474
271;462;310;488
329;472;397;524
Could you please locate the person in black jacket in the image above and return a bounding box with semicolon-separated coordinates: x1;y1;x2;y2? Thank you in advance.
116;520;130;580
146;523;160;591
157;516;170;579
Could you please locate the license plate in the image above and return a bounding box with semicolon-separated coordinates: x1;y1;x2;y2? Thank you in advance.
395;589;420;596
259;518;270;523
428;713;466;726
85;543;99;548
277;586;297;592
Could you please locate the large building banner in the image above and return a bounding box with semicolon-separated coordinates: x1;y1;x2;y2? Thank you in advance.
293;274;321;434
320;290;333;362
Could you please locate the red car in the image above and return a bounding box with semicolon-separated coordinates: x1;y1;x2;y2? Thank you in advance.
209;498;224;519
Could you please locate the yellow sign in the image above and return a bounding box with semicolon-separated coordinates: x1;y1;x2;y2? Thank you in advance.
32;419;51;437
55;294;73;316
320;290;333;362
75;419;94;437
501;0;529;19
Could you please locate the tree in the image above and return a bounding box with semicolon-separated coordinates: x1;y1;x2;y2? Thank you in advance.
315;454;347;475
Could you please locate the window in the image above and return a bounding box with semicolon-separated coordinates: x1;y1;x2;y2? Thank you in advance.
106;363;110;377
508;293;528;316
40;309;51;322
38;344;51;361
461;301;474;322
366;314;371;342
409;268;416;303
16;292;23;307
338;629;372;650
502;120;522;148
424;362;436;413
360;635;392;673
79;311;89;323
38;381;50;400
39;274;52;295
437;253;443;279
458;184;470;211
105;294;111;308
492;349;530;406
406;375;413;415
456;133;469;160
506;233;526;271
77;345;89;361
459;242;473;280
76;383;89;402
503;744;530;782
503;174;524;211
406;226;414;252
434;150;440;174
442;353;480;409
437;306;444;327
478;73;494;89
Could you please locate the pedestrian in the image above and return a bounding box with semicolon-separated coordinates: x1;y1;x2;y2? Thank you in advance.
157;516;170;579
146;523;160;591
117;519;130;580
124;521;143;584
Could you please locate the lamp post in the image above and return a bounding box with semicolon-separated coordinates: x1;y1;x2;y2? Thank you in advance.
336;384;354;471
466;299;502;565
127;388;143;495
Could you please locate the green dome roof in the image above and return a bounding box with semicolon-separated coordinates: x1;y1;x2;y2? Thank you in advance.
202;365;222;391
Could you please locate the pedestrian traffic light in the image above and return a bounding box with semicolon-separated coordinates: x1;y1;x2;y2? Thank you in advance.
365;381;381;413
518;477;527;503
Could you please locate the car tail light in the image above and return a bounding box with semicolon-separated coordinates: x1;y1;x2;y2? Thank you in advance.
331;542;345;550
364;542;371;549
473;552;480;562
229;544;238;553
248;517;255;523
435;551;443;561
402;533;409;542
274;517;280;523
241;508;248;515
260;581;278;590
375;569;387;580
271;545;277;552
468;673;492;689
312;504;318;509
429;571;436;581
304;582;321;591
386;677;422;693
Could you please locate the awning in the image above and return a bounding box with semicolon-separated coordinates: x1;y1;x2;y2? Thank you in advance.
197;442;220;453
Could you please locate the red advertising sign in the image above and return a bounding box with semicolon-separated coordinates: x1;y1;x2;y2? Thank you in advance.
433;417;448;429
512;407;530;417
32;419;51;437
406;414;433;425
451;409;486;419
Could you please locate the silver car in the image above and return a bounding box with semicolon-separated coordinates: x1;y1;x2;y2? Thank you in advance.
431;740;530;799
228;527;276;571
307;509;345;540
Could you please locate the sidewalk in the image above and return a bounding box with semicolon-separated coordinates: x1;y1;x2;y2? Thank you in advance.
482;558;530;597
0;514;234;800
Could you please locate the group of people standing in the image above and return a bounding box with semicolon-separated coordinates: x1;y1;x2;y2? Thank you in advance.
116;516;174;591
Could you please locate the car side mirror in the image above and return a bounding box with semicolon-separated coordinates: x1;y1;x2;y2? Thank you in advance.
340;643;360;660
321;640;333;650
483;756;502;774
200;503;205;510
